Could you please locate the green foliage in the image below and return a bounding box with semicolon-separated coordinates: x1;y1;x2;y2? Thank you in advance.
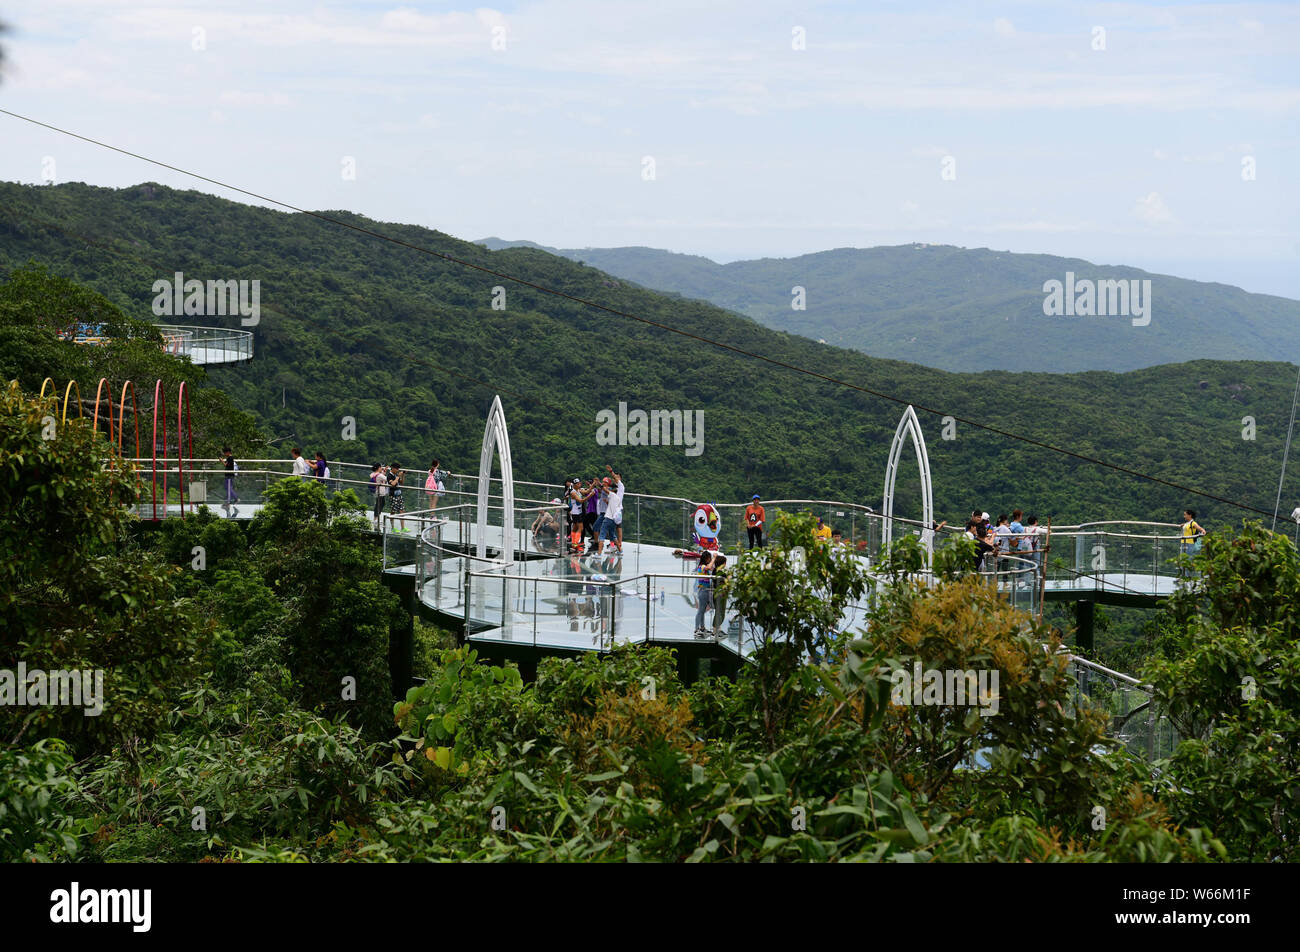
75;689;409;861
852;576;1113;824
1143;522;1300;861
0;739;84;862
394;646;525;776
0;381;208;755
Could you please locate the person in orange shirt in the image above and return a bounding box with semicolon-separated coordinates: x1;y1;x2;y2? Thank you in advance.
744;494;766;548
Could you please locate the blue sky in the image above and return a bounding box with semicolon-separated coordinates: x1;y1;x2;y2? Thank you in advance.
1;0;1297;297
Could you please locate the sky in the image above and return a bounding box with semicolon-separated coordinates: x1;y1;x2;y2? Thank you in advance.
0;0;1297;297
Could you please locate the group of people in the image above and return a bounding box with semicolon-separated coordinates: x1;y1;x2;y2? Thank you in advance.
553;466;627;556
290;447;331;481
963;509;1047;576
369;460;447;531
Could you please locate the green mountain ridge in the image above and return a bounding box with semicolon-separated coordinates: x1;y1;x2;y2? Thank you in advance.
476;238;1300;374
2;180;1298;529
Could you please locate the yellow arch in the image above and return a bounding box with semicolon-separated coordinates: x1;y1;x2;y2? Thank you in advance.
39;377;56;401
62;380;83;424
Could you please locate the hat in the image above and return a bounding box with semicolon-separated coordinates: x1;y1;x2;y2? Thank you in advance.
752;494;760;499
981;512;990;520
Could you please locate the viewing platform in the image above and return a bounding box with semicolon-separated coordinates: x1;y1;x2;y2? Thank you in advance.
63;324;254;365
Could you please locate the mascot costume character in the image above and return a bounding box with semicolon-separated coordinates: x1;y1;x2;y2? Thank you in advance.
673;503;722;561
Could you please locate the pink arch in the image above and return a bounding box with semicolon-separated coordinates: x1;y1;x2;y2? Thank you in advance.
151;379;169;521
177;381;194;517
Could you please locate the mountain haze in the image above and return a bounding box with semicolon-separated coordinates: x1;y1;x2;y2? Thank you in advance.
477;239;1300;374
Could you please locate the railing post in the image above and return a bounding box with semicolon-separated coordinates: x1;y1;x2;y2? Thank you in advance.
462;560;471;643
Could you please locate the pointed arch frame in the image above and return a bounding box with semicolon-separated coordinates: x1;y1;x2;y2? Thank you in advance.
475;395;515;565
882;405;935;561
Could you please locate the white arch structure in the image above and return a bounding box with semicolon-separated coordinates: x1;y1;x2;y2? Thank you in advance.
476;395;515;565
882;405;935;561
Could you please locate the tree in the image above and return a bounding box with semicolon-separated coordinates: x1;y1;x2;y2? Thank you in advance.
1144;521;1300;861
0;380;208;756
725;510;868;747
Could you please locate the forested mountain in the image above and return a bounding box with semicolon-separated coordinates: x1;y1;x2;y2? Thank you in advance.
3;180;1298;528
478;239;1300;375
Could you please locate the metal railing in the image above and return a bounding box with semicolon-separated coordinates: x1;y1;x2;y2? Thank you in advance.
1063;652;1179;762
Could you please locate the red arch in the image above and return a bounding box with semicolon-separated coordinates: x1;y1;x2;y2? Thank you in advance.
151;379;169;521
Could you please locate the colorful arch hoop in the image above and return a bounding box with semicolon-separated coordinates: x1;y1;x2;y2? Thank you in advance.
61;380;83;425
93;378;115;446
151;379;169;521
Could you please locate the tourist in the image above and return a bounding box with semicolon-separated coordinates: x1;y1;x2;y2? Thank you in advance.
600;465;625;553
388;465;406;530
1009;510;1030;554
1026;515;1046;573
1180;508;1205;576
290;447;311;479
745;494;765;548
372;464;388;530
425;461;444;512
693;550;716;637
221;446;239;508
314;451;328;481
814;516;832;544
975;523;997;573
566;478;584;549
425;459;447;512
711;553;729;638
582;478;600;549
593;477;611;554
532;509;560;552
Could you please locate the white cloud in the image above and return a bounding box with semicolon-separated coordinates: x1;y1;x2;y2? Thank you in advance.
994;18;1016;37
1134;192;1175;225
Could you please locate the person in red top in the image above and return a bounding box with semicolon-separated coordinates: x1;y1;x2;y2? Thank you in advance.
745;494;766;548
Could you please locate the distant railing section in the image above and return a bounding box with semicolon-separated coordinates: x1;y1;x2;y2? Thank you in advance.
153;325;254;364
1043;522;1186;594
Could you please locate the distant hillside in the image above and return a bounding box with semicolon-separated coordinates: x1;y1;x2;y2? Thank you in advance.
2;181;1299;529
477;239;1300;374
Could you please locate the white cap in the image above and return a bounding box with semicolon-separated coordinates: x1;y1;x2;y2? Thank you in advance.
981;512;990;520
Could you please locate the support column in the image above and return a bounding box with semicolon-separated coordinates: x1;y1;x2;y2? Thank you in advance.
1075;600;1095;652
